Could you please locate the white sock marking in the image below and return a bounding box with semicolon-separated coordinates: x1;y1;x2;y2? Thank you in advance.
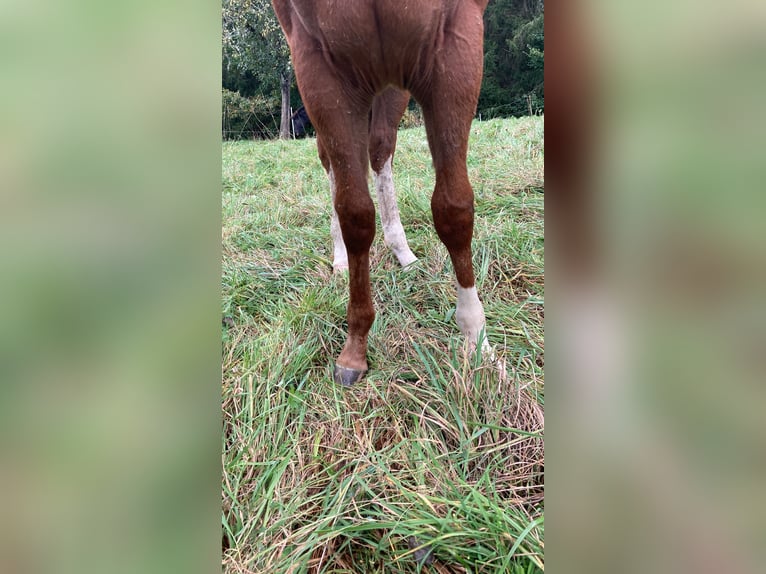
328;167;348;271
456;285;492;355
374;157;417;267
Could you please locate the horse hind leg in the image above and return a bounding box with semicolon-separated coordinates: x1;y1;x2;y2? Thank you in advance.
329;169;350;272
318;135;349;272
369;89;417;268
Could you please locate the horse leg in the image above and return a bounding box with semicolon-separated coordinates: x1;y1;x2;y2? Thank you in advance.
369;88;417;268
414;16;491;354
427;137;489;353
318;136;349;271
294;70;375;385
330;135;376;385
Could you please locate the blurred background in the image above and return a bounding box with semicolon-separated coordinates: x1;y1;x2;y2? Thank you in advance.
0;1;222;573
548;1;766;573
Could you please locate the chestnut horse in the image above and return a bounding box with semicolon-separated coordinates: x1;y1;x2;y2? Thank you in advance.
272;0;490;385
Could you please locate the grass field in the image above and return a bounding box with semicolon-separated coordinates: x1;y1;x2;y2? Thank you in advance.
222;116;544;573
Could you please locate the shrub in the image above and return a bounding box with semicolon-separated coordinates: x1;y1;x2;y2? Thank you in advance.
222;89;281;140
398;103;424;129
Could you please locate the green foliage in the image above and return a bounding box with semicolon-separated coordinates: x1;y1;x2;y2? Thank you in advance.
222;88;280;140
480;0;544;118
398;103;424;130
222;0;292;93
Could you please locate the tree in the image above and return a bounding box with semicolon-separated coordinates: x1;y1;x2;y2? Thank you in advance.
480;0;544;117
223;0;292;138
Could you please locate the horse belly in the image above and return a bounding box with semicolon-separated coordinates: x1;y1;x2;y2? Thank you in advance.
316;0;451;83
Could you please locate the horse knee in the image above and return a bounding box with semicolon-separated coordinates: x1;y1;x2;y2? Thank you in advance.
431;194;474;250
335;195;376;252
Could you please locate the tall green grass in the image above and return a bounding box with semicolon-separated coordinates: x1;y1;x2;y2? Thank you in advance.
222;116;544;573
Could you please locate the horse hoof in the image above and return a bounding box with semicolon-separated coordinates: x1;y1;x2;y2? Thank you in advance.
333;364;366;386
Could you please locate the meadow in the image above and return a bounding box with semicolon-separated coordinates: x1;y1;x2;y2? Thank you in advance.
222;116;544;573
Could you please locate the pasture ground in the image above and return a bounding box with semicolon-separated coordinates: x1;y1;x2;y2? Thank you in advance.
222;116;544;573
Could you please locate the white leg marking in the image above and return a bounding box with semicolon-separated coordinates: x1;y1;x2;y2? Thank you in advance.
456;285;505;378
328;167;348;271
456;285;492;355
374;157;417;267
456;286;487;345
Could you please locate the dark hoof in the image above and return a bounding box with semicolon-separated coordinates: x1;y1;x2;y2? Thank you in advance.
333;364;366;386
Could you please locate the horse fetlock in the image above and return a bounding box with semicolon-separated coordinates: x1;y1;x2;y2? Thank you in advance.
455;285;486;339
